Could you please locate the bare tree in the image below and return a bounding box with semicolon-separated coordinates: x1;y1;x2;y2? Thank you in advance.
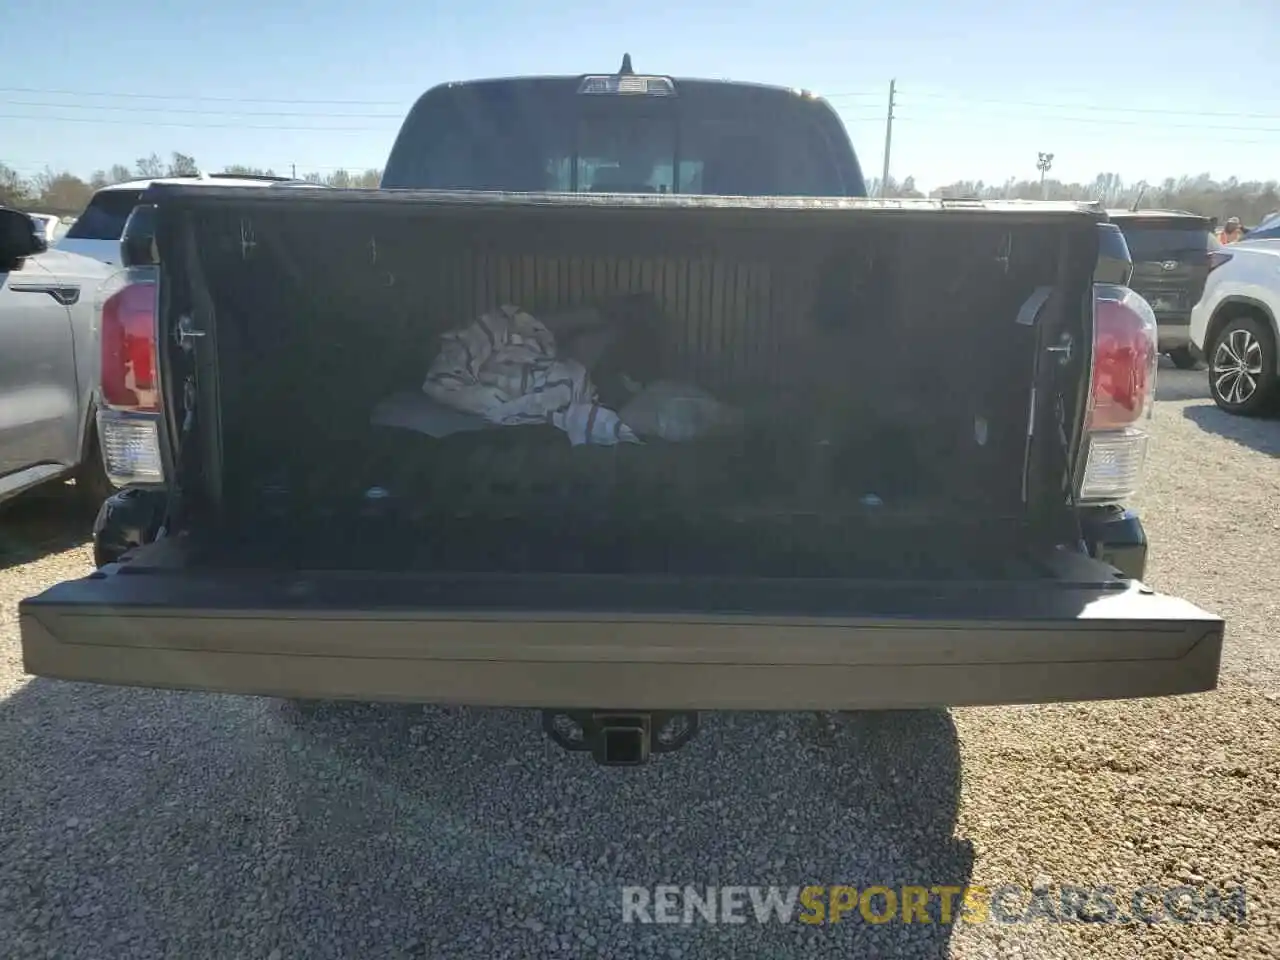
167;152;199;176
135;154;165;178
10;155;1280;226
30;169;94;214
864;174;923;199
0;163;30;207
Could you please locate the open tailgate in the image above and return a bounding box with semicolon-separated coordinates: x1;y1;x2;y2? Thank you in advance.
19;554;1223;710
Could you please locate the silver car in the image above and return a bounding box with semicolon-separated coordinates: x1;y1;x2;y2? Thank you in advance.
0;207;115;506
26;212;70;246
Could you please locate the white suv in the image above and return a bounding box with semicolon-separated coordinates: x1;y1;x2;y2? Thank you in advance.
1188;238;1280;416
59;173;323;265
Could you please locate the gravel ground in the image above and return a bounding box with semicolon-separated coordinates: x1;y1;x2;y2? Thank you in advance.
0;364;1277;959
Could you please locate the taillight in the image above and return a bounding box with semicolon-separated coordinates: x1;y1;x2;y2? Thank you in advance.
96;273;166;487
1088;287;1158;430
1079;285;1158;503
100;280;160;413
96;411;166;487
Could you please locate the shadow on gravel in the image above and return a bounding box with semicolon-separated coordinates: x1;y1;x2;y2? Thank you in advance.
0;677;971;960
0;483;96;572
1155;365;1209;402
1182;403;1280;457
277;702;974;958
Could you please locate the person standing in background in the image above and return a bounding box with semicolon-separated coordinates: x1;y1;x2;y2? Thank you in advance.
1217;217;1245;244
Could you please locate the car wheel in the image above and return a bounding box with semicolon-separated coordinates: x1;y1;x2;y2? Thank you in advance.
1168;346;1201;370
1208;315;1279;415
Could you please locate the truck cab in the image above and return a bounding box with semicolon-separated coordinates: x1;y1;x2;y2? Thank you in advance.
381;59;867;198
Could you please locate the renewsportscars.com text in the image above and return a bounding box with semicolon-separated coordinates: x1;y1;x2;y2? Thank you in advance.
620;884;1248;926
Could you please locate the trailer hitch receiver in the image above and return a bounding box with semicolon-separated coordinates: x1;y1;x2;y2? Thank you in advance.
541;710;700;764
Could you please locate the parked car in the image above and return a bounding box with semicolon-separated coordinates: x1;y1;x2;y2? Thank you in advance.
58;173;325;266
1189;239;1280;415
0;207;116;506
19;61;1222;766
1106;209;1224;369
26;212;71;245
1242;212;1280;242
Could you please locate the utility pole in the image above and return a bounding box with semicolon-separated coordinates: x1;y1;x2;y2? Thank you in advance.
291;163;297;179
1036;152;1054;200
880;79;896;198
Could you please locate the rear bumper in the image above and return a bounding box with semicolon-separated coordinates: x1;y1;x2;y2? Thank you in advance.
1081;506;1148;581
19;562;1223;710
1156;320;1192;351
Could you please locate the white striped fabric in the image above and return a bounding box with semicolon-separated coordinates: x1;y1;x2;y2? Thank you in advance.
423;305;640;447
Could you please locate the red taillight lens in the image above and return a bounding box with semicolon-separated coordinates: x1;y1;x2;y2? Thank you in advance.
1088;286;1158;431
100;281;159;413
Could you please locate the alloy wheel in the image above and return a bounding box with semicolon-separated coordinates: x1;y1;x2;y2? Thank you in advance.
1211;327;1264;405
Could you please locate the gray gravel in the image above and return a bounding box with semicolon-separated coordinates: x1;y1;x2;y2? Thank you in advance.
1;364;1278;959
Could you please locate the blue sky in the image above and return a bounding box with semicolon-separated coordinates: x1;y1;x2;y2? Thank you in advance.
1;0;1276;190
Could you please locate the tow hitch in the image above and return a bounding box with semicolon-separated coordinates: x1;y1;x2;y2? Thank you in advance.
541;710;700;765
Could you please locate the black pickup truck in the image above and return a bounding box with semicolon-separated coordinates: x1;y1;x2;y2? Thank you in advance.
19;61;1222;765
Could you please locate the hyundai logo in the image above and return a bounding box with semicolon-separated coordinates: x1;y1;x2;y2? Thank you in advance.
1160;260;1179;271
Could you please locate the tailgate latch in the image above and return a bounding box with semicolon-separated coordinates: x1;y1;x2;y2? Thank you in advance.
1045;331;1074;365
174;313;206;351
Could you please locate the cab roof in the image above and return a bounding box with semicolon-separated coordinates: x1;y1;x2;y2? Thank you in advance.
93;173;320;192
431;73;830;105
1106;208;1210;223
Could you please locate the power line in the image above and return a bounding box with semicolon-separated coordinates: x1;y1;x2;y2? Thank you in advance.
903;90;1280;121
0;114;394;131
8;81;1277;123
3;159;378;174
833;113;892;123
14;101;1270;133
894;113;1280;135
0;86;406;106
0;96;883;124
0;99;404;119
832;87;1280;124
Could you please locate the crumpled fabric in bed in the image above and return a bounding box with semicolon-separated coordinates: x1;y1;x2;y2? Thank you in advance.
617;380;746;443
422;304;639;446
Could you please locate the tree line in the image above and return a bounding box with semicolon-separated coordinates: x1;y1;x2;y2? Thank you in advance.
867;172;1280;226
1;152;382;215
5;151;1278;227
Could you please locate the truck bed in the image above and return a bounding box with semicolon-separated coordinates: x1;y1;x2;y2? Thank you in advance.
19;189;1224;714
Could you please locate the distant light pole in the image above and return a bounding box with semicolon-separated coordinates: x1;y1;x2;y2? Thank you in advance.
1037;152;1054;200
